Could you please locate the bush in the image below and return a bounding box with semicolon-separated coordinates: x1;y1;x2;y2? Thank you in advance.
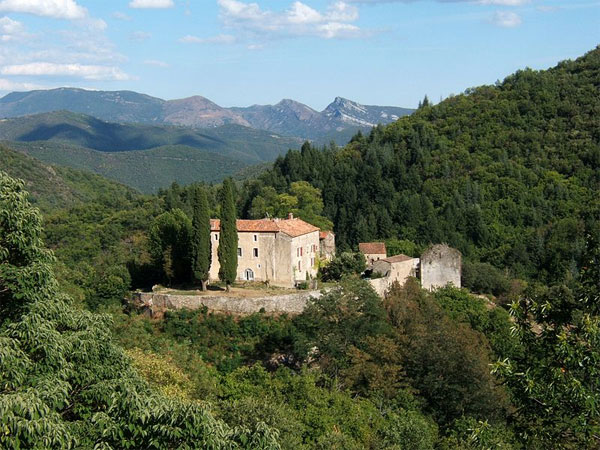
319;252;366;281
462;261;510;296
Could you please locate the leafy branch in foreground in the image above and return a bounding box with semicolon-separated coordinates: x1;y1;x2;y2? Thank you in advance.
0;171;280;449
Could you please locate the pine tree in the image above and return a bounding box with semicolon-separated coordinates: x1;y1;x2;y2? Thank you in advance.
191;185;211;290
218;178;238;290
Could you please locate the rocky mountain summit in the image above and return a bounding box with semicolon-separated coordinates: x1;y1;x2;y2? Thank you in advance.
0;87;414;141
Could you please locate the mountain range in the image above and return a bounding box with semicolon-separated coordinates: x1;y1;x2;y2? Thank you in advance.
0;88;413;141
0;110;302;192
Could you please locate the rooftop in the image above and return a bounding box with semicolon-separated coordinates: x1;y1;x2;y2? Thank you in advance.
210;216;319;238
319;230;334;240
382;254;416;264
359;242;387;255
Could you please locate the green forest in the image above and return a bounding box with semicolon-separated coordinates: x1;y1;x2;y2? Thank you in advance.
1;47;599;449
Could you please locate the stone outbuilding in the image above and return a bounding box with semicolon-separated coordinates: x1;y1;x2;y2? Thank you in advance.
319;231;336;261
420;244;462;290
370;254;420;296
359;242;387;266
372;254;419;284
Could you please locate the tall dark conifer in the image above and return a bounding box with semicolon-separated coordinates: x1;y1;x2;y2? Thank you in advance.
218;178;238;290
191;185;211;290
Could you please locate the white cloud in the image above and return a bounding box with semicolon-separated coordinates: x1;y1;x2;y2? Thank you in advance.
112;11;132;20
0;0;87;19
179;34;236;44
327;1;359;21
1;62;132;81
317;21;360;38
217;0;363;39
130;31;151;41
0;78;45;91
0;16;24;41
129;0;174;8
143;59;169;67
490;10;522;27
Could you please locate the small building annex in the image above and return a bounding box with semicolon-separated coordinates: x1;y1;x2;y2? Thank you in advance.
359;242;387;266
209;214;327;288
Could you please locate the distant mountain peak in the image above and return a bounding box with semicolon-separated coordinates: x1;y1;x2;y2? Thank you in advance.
0;87;414;142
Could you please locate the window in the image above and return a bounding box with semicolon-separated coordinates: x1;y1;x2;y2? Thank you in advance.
237;248;242;257
253;234;257;242
215;234;219;241
298;261;301;271
300;247;303;256
253;248;259;258
311;258;315;267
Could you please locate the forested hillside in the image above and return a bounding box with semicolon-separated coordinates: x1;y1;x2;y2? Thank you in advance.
241;47;600;284
0;145;138;212
0;111;300;191
2;48;600;449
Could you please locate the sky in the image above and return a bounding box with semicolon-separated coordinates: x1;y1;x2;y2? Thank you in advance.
0;0;597;110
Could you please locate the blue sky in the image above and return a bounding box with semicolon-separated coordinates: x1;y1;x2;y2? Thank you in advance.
0;0;597;109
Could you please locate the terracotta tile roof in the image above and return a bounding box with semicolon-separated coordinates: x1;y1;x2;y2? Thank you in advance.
210;218;319;237
359;242;387;255
276;218;320;237
382;254;416;264
319;231;334;240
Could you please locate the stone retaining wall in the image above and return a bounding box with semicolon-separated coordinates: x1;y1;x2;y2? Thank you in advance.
132;290;322;317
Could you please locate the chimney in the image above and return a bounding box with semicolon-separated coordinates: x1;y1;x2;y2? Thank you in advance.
288;212;294;220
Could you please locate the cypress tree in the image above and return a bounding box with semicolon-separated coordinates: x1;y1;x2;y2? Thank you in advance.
218;178;238;290
191;185;211;290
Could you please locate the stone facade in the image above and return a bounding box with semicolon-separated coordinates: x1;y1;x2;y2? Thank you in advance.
368;244;462;296
133;290;322;317
319;231;336;261
420;244;462;290
208;215;321;288
372;254;419;286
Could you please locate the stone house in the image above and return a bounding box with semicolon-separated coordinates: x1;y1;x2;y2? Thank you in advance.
319;231;336;261
368;244;462;296
209;214;321;287
358;242;387;266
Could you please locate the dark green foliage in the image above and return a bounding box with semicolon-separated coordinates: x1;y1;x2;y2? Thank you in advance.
293;279;391;374
493;235;600;448
191;186;211;289
244;47;600;285
385;279;510;427
249;181;333;229
148;209;193;285
85;264;131;310
319;252;366;281
0;172;56;323
0;171;280;449
462;260;510;296
218;178;238;287
0;144;138;213
439;417;520;449
433;286;522;360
